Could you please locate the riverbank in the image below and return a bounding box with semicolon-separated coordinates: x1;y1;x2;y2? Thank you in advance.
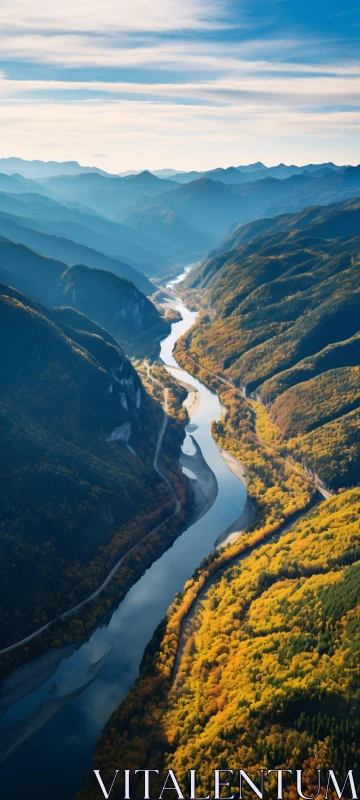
215;495;257;548
0;383;220;707
181;380;201;419
180;436;218;524
214;445;256;548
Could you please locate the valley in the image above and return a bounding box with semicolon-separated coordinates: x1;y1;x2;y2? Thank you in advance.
1;0;360;785
75;195;359;800
0;286;248;798
0;158;359;800
1;264;351;798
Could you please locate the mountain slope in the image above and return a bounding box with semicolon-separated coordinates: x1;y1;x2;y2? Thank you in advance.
50;264;168;356
220;195;360;250
0;237;167;356
0;237;66;305
0;283;172;649
180;196;360;488
0;172;52;196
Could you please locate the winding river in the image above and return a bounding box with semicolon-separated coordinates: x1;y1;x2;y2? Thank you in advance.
0;271;246;799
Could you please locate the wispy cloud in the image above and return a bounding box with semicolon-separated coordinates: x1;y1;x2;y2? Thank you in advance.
1;73;359;106
0;32;359;76
0;0;230;33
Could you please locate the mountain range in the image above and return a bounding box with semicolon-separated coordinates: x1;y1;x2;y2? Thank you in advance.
0;214;154;295
0;184;177;279
1;158;358;277
124;165;360;242
39;170;177;219
0;157;109;179
165;161;345;184
1;153;360;799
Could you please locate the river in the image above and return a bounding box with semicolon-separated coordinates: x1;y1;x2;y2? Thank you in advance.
0;271;246;799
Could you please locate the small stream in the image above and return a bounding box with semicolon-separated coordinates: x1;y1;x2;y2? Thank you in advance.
0;269;246;799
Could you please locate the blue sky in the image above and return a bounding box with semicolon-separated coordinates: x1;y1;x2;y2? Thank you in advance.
0;0;359;171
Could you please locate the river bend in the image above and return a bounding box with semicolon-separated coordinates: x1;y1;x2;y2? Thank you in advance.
0;273;246;799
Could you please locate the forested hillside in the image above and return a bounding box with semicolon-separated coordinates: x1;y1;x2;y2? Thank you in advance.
78;487;360;800
78;198;360;800
180;196;360;488
2;157;359;793
0;284;181;651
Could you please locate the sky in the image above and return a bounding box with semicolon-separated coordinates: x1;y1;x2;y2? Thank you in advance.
0;0;359;172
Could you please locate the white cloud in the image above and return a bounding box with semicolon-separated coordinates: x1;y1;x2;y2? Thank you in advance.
0;0;228;33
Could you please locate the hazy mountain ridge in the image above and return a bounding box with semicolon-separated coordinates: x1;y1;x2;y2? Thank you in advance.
0;157;110;179
2;158;357;275
120;165;360;244
0;214;154;295
0;189;174;277
0;171;57;197
39;170;177;219
155;160;345;184
36;170;208;267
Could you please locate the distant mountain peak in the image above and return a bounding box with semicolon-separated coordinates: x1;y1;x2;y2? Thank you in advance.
124;169;159;182
237;161;266;172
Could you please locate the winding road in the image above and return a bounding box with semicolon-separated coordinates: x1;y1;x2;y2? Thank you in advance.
0;390;178;657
